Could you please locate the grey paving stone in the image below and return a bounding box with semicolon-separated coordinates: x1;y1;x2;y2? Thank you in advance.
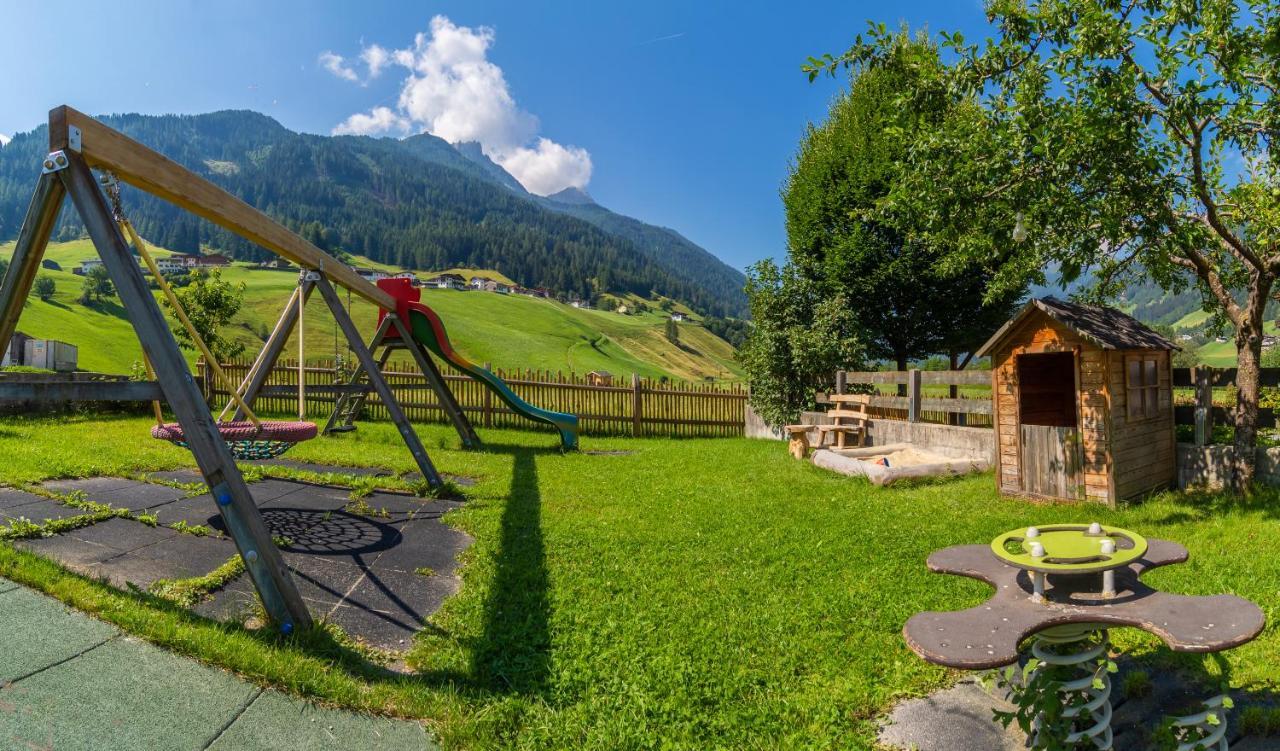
66;516;180;553
260;484;352;513
246;478;315;503
193;574;261;623
0;636;258;751
878;679;1025;751
0;586;118;682
81;481;188;511
284;554;369;611
40;476;139;495
146;468;205;485
349;493;453;525
0;577;17;594
151;494;224;528
327;568;458;651
0;488;46;511
91;534;236;590
368;516;472;576
13;534;120;572
208;688;435;750
0;497;87;523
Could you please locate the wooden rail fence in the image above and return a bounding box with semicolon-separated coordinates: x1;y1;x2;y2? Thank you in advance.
197;359;749;438
1171;366;1280;444
820;369;994;428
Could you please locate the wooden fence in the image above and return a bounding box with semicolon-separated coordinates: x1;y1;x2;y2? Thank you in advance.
197;359;749;438
820;369;994;428
1172;366;1280;444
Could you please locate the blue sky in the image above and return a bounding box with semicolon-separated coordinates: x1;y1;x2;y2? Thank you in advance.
0;1;995;272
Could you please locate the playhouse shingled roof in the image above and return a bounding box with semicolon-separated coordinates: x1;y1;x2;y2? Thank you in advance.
975;296;1177;358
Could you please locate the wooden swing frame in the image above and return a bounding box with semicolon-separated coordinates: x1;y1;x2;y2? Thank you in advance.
0;105;479;630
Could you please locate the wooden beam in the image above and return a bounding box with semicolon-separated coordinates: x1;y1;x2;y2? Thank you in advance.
232;280;310;420
59;153;313;632
0;172;64;356
0;380;163;402
387;314;480;448
49;105;395;310
314;275;444;487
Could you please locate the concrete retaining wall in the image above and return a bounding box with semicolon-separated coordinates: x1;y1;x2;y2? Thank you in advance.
1176;443;1280;489
865;421;995;461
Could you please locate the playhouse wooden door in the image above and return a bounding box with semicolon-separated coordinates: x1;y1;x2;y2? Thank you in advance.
1016;351;1085;500
1020;424;1084;499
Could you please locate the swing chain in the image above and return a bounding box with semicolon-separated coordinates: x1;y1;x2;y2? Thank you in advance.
100;172;126;222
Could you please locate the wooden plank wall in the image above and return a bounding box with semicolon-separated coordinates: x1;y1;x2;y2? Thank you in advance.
201;359;748;438
1109;349;1175;499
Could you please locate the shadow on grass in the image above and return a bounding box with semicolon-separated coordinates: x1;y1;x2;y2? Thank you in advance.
1141;484;1280;525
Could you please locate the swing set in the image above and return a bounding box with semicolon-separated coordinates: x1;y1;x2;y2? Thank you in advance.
0;106;525;632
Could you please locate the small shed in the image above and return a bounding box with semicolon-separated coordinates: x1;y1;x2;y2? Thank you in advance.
586;370;613;387
976;297;1176;506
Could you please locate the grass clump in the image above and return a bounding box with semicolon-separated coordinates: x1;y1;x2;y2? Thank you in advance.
150;554;245;607
169;520;212;537
1123;669;1153;699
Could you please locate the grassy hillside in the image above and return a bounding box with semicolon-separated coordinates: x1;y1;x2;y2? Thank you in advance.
1;240;742;382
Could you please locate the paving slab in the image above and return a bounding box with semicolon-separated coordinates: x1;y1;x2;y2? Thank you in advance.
284;554;370;611
348;493;455;525
245;478;315;503
80;481;188;511
146;468;206;485
207;688;435;750
152;493;225;528
14;533;120;571
66;516;180;553
0;586;118;682
91;534;236;589
40;476;140;495
251;459;394;478
0;497;89;523
0;636;258;751
327;568;458;651
367;516;472;576
0;488;47;511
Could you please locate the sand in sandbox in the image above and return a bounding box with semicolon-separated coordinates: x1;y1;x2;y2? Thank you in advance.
851;447;954;467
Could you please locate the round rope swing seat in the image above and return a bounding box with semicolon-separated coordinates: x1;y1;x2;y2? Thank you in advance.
152;421;318;460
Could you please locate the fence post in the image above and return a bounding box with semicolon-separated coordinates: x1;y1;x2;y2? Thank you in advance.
632;373;642;437
483;361;493;427
907;369;922;423
835;370;847;395
1194;366;1213;446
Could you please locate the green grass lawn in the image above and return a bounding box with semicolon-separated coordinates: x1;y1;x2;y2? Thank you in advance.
1;241;741;383
1;414;1278;749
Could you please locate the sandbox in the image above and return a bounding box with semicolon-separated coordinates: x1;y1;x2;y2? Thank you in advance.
812;442;991;486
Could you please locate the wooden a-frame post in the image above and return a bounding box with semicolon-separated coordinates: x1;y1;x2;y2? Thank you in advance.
51;151;312;631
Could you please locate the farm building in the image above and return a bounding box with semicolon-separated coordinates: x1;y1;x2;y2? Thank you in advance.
976;297;1176;506
586;370;613;386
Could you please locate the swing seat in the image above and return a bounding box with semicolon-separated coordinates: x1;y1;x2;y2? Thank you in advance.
152;421;317;460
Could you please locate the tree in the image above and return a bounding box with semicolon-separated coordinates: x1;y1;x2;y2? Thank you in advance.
665;318;680;344
814;5;1280;488
739;260;864;427
33;276;55;302
787;34;1024;380
79;265;114;305
166;269;246;362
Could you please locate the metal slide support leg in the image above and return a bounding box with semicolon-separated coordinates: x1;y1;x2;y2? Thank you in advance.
314;275;444;488
0;171;64;355
387;313;480;449
58;154;312;631
233;277;315;420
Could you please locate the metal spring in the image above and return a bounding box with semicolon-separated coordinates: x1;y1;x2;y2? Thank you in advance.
1172;695;1231;751
1030;625;1114;750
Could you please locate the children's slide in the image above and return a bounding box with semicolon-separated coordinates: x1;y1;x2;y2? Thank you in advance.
396;298;580;450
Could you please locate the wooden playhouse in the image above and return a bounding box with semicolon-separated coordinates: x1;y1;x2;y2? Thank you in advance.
975;297;1176;506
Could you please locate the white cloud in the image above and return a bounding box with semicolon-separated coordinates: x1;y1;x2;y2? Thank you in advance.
326;15;592;195
318;51;359;83
361;44;392;79
0;133;10;147
332;106;409;136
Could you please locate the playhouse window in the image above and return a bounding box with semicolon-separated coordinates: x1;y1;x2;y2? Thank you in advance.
1125;356;1161;420
1016;352;1077;428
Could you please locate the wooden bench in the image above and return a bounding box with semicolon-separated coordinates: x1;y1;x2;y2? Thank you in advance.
814;396;871;449
783;424;811;459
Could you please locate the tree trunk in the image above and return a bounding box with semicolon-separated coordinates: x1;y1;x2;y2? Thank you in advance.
1232;286;1270;491
948;350;959;426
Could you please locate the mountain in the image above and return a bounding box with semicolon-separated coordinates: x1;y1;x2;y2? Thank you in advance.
546;187;596;206
0;110;747;318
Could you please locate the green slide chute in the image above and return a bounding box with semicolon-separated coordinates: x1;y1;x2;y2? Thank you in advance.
402;301;579;450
